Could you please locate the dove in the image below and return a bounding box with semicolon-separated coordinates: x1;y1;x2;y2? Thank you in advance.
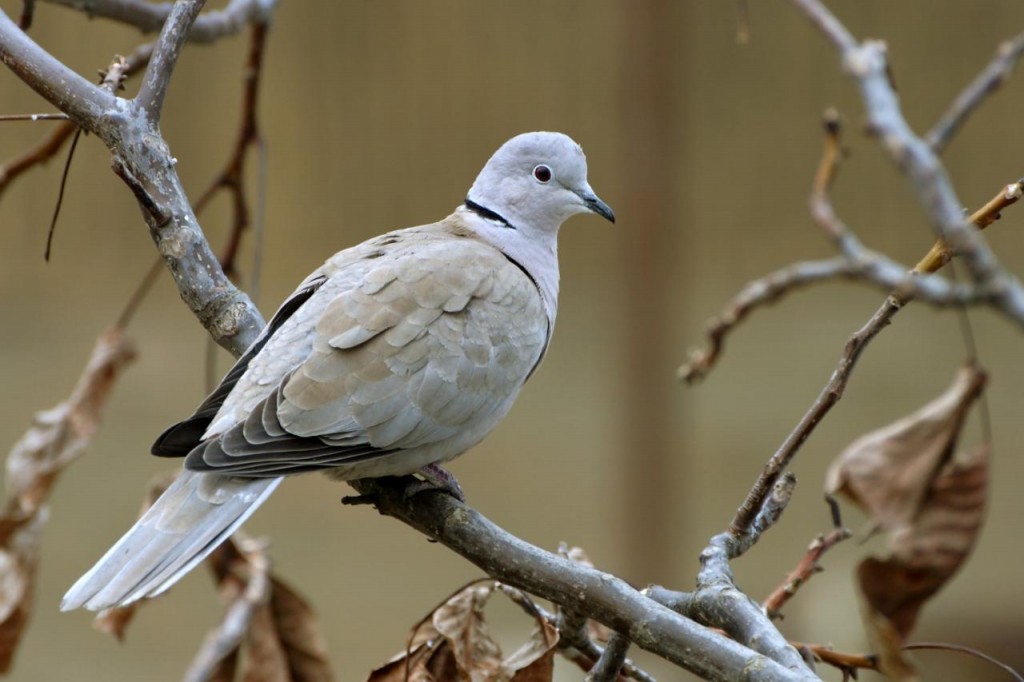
61;131;614;612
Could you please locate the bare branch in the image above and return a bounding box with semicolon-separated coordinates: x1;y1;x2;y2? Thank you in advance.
345;479;820;682
135;0;207;122
42;0;277;43
1;4;272;355
728;114;1022;538
643;474;813;675
584;632;631;682
926;30;1024;154
792;0;1024;324
0;11;110;129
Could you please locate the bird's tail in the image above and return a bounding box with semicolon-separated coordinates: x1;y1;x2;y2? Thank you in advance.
61;470;282;611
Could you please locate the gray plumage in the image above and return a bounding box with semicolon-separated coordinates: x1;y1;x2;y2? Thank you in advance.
62;131;613;611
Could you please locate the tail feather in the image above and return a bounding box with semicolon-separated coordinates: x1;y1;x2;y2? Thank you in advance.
62;470;282;611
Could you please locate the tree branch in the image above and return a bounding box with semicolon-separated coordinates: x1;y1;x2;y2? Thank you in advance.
792;0;1024;325
0;6;268;355
0;11;109;129
42;0;276;43
345;479;820;682
135;0;207;122
925;29;1024;154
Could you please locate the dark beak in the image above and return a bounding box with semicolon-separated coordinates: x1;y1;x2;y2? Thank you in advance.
580;191;616;223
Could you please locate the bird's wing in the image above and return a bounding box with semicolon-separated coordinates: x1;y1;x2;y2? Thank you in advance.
185;223;550;479
152;273;329;457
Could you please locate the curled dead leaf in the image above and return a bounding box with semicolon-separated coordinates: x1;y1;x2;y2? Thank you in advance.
369;580;560;682
831;364;990;681
185;536;335;682
0;328;134;672
858;443;989;641
825;364;986;532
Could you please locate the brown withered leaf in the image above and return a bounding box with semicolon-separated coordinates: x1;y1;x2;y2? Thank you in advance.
858;443;989;639
432;582;504;679
825;364;986;532
92;603;139;642
0;514;43;675
240;603;291;682
506;620;558;681
857;577;919;682
366;638;461;682
831;366;989;679
182;536;334;682
246;574;334;682
0;328;134;672
369;580;560;682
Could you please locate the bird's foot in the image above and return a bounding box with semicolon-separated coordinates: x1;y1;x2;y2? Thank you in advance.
407;463;466;502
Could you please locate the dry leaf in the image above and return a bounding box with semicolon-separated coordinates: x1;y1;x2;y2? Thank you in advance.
240;604;291;682
0;328;134;672
432;582;504;680
825;364;985;533
857;579;919;682
858;443;989;641
248;575;334;681
92;603;139;642
366;637;460;682
839;367;990;682
505;620;558;681
183;536;335;682
369;580;560;682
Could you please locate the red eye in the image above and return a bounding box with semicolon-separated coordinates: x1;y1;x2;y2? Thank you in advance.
533;165;552;183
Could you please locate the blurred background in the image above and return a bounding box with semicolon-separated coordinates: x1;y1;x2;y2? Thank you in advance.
2;1;1024;680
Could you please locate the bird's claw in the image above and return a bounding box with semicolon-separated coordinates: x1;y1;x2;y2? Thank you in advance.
407;463;466;502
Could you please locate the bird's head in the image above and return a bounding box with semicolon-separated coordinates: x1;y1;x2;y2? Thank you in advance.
466;132;615;234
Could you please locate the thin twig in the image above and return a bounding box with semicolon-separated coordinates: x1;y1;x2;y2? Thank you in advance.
762;525;853;620
791;643;878;676
18;0;34;30
497;584;657;682
585;632;631;682
903;642;1024;681
0;113;68;121
679;113;1022;383
792;0;1024;325
136;0;208;121
115;257;164;329
925;30;1024;154
41;0;277;42
193;20;269;278
728;113;1024;537
42;127;80;261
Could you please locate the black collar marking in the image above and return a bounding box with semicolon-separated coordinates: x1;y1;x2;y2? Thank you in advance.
464;198;517;230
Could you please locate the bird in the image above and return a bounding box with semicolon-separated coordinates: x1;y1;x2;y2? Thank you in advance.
61;131;614;612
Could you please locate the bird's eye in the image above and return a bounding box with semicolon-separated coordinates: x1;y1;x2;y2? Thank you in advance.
533;165;552;183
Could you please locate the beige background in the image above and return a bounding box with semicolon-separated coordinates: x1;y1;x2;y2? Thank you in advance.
2;1;1023;680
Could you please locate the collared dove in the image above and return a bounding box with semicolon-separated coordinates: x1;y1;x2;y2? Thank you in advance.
62;131;614;612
